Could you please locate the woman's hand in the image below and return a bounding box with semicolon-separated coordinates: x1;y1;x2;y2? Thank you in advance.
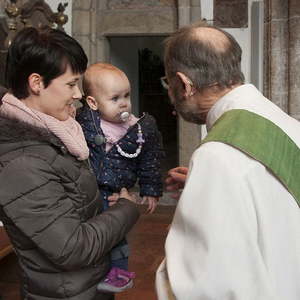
165;166;188;200
107;188;138;206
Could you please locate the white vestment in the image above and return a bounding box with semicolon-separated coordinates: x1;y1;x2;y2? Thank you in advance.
156;84;300;300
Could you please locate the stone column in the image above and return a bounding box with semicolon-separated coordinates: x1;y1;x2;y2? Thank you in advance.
72;0;98;64
95;0;110;63
0;0;5;17
190;0;201;22
264;0;300;120
288;0;300;120
263;0;289;112
177;0;202;167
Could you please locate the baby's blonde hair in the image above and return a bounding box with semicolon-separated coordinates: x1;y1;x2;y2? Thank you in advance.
82;62;123;97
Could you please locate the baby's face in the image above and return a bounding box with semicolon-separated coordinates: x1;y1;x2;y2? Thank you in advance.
95;70;132;123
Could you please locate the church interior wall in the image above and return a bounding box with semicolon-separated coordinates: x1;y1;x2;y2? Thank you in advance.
0;0;265;168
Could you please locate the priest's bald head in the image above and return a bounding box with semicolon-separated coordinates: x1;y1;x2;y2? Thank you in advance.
163;22;245;124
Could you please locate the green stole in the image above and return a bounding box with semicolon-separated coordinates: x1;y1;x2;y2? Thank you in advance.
201;109;300;208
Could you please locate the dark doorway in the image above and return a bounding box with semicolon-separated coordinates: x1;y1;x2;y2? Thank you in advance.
109;36;178;179
138;47;177;177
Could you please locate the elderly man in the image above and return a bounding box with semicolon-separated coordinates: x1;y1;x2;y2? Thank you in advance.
156;22;300;300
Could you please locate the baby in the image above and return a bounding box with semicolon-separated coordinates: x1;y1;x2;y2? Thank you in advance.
76;63;164;293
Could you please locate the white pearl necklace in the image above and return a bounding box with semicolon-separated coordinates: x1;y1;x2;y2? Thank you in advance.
116;144;142;158
116;123;145;158
90;108;145;158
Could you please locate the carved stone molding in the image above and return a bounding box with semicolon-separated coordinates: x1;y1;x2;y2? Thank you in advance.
214;0;248;28
21;0;56;28
0;0;69;86
108;0;176;10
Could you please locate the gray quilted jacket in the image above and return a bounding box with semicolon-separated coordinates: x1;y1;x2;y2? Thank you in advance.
0;96;139;300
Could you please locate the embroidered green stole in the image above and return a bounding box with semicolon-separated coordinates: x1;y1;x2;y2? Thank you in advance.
201;109;300;208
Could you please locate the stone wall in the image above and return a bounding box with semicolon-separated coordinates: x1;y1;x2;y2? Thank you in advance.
98;0;177;35
177;0;202;167
214;0;248;28
288;0;300;120
0;0;5;17
263;0;289;112
72;0;177;65
72;1;97;64
264;0;300;120
73;0;201;167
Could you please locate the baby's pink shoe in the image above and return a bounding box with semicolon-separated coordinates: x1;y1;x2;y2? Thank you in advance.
97;267;135;293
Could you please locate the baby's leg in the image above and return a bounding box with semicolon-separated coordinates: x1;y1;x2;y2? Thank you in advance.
97;192;135;293
110;239;129;270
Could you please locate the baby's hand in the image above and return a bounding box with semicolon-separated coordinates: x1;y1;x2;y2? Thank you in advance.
107;188;138;206
142;196;159;214
107;192;120;206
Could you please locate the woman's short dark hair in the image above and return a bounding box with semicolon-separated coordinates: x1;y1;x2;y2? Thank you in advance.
164;22;245;91
6;26;88;99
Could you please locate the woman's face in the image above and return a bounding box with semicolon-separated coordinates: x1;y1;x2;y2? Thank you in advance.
38;65;82;121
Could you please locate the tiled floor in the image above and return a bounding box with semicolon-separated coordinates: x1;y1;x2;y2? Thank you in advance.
0;205;175;300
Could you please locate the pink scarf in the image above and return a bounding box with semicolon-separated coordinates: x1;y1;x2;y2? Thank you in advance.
0;93;89;160
101;115;138;151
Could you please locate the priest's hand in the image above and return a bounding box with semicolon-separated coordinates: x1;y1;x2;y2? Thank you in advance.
165;166;188;200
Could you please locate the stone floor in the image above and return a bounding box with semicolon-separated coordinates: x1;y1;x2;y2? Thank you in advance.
0;205;176;300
